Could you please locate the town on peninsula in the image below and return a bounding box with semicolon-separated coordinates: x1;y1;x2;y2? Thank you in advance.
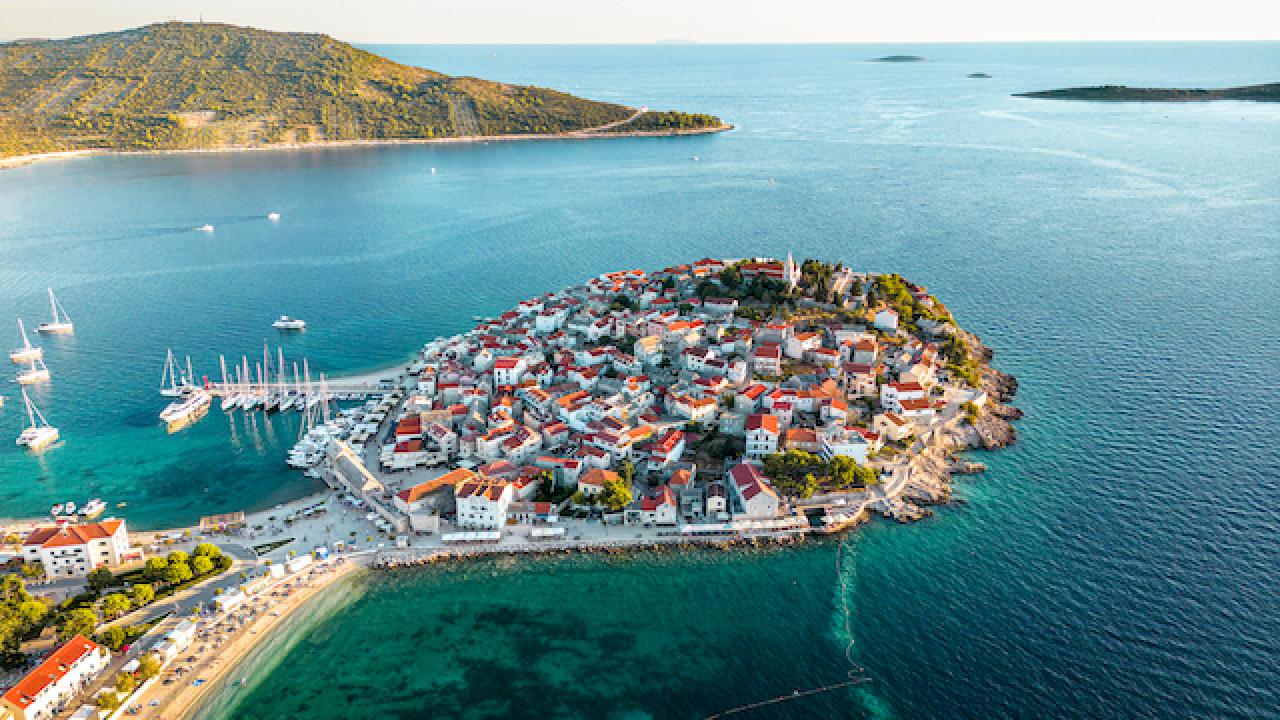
1;256;1019;719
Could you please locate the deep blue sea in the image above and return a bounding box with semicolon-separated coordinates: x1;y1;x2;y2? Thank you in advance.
2;43;1278;719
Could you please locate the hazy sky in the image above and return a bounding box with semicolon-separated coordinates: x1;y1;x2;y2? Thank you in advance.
2;0;1277;43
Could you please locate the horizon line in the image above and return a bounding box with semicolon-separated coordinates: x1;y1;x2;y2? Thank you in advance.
2;22;1278;45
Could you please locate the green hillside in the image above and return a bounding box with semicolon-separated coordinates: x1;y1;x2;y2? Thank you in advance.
0;22;725;158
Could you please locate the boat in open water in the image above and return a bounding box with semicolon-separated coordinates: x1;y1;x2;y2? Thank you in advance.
16;388;58;451
16;358;51;385
35;288;73;334
9;319;43;363
273;315;307;330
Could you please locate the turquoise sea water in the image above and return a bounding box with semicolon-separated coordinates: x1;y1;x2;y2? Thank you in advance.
3;43;1279;718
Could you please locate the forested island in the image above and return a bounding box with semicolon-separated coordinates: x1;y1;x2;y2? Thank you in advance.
0;22;727;159
872;55;926;63
1015;83;1280;102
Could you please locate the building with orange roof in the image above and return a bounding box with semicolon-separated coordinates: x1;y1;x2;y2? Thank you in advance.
1;635;109;720
745;414;780;460
454;479;514;530
577;468;619;497
20;519;131;578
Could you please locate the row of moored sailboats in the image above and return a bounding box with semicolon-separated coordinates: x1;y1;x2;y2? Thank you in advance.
10;289;73;451
157;345;339;439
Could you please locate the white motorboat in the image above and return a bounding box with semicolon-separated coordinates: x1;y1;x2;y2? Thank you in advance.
80;498;107;519
16;358;50;385
35;289;73;334
267;212;281;221
272;315;306;330
198;224;215;233
160;388;212;427
9;319;43;363
51;503;65;516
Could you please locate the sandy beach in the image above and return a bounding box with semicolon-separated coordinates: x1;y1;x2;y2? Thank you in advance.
0;123;732;171
128;557;366;720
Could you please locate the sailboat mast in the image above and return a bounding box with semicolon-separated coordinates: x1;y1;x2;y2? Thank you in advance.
47;288;57;323
23;388;37;428
186;356;195;387
18;319;30;349
161;349;173;391
277;347;286;394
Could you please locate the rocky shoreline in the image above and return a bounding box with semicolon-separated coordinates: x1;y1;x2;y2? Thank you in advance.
891;329;1021;510
0;123;733;170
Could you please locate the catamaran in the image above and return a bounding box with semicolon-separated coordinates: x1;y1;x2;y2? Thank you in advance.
9;319;42;363
16;358;50;385
16;388;58;451
35;289;73;334
160;387;212;427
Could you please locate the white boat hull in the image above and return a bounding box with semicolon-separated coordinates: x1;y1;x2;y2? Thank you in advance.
17;369;50;385
18;427;59;451
36;322;73;335
9;347;42;363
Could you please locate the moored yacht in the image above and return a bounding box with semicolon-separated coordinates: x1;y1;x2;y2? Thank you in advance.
9;319;43;363
16;358;50;385
17;388;58;451
160;388;212;427
35;289;74;334
79;498;107;519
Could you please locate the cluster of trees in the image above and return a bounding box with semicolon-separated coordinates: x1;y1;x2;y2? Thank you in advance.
800;259;838;301
598;476;634;512
942;334;981;387
0;22;690;158
869;274;949;329
604;110;722;133
762;449;879;499
142;544;230;587
1;576;50;666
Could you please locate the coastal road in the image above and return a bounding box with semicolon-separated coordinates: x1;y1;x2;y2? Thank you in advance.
575;106;648;134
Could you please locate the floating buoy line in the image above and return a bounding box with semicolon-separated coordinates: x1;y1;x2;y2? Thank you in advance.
705;535;871;719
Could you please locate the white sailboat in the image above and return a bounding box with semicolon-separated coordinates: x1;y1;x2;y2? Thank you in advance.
35;289;74;334
16;388;58;451
9;319;43;363
275;347;293;411
262;345;280;412
219;355;240;411
159;348;189;397
16;358;50;385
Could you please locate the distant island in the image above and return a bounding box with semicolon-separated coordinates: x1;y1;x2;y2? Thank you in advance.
872;55;926;63
1014;83;1280;102
0;22;727;160
967;73;992;79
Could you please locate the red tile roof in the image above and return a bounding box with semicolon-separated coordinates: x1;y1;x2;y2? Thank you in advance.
3;636;105;709
24;520;124;549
